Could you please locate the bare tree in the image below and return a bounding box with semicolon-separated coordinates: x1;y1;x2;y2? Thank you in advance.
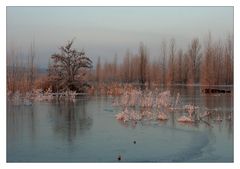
139;42;148;86
49;40;92;92
213;41;224;84
149;60;160;85
113;54;118;82
182;52;189;84
161;40;167;85
201;34;214;86
123;50;130;83
166;39;176;86
130;54;140;82
175;49;183;84
187;38;202;84
224;34;233;85
96;56;101;84
28;41;36;91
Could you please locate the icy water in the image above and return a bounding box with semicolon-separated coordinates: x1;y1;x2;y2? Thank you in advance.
7;86;233;162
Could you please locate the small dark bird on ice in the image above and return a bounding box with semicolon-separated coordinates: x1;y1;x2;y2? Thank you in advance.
117;155;121;161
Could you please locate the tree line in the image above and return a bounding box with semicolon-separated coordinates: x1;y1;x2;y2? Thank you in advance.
7;42;37;93
94;34;233;87
7;33;233;94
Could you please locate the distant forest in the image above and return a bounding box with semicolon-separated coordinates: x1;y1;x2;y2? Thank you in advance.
7;33;233;94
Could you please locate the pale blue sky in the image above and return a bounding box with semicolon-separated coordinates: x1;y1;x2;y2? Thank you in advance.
7;7;233;68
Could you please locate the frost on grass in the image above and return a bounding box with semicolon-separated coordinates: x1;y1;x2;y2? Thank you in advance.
8;88;78;106
114;89;231;126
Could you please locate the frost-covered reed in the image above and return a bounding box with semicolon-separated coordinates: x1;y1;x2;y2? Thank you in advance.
8;88;78;105
114;89;172;109
114;89;230;125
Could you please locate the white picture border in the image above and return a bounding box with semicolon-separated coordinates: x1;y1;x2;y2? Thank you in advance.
0;0;239;169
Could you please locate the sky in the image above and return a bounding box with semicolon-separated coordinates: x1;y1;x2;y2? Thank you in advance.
7;7;233;68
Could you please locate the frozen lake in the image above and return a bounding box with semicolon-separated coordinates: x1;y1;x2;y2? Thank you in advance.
7;86;233;162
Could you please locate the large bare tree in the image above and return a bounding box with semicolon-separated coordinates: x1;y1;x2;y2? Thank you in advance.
49;40;92;92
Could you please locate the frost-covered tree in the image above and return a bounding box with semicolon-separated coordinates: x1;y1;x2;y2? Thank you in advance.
48;40;92;92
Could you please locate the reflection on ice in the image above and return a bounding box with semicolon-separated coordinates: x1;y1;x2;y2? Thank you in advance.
7;86;233;162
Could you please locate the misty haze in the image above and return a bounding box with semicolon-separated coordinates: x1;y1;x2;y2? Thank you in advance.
7;7;233;162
